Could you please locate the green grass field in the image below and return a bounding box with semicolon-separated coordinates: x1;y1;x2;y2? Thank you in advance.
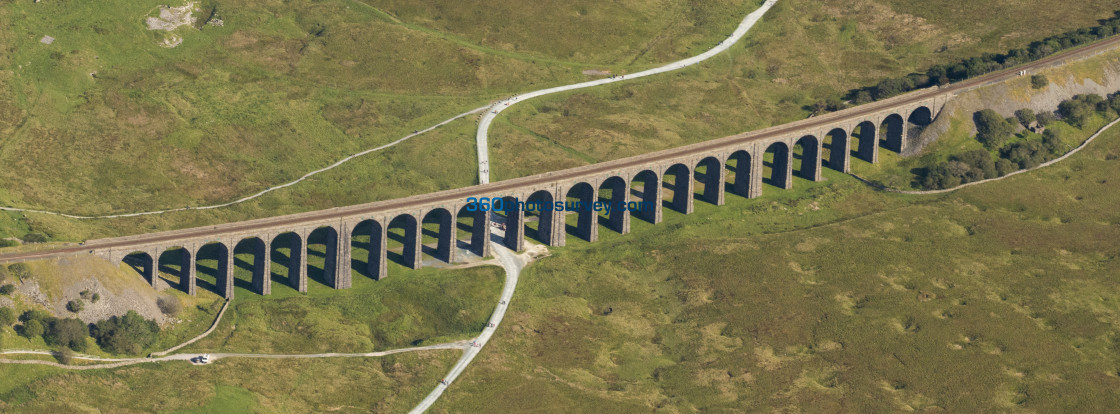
490;0;1120;180
0;240;503;411
0;0;765;242
433;108;1120;412
0;351;456;412
186;260;503;354
2;1;1120;411
3;0;1118;243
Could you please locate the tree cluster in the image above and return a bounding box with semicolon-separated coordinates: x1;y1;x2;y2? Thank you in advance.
975;109;1016;149
1000;130;1065;169
914;86;1120;191
10;307;161;355
90;311;160;355
18;310;90;351
20;232;48;243
920;149;1008;189
846;12;1120;104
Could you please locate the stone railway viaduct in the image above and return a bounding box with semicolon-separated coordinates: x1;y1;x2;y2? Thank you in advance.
0;87;949;299
11;32;1120;298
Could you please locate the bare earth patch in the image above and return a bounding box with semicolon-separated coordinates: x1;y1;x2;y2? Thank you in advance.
146;2;197;48
146;3;197;31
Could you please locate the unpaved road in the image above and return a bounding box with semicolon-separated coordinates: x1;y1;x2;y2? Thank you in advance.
474;0;781;184
410;232;531;413
0;341;470;371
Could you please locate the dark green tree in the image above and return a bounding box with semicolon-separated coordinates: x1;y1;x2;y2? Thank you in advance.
1015;109;1036;128
21;319;44;339
995;158;1018;176
45;318;89;351
0;307;15;326
1058;98;1093;128
1042;129;1064;154
1030;74;1049;89
1037;111;1058;126
975;109;1014;149
90;311;160;355
8;263;32;281
874;78;905;100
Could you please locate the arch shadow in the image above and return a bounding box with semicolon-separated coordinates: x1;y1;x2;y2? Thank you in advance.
195;243;229;297
307;227;339;288
525;190;555;245
422;209;454;263
851;121;877;163
156;248;191;293
880;113;904;153
793;135;819;180
824;128;848;171
763;142;790;189
725;150;752;199
387;215;419;268
270;232;301;289
598;177;627;233
122;251;156;287
630;170;659;223
694;157;722;205
565;183;596;242
662;164;691;214
350;220;384;280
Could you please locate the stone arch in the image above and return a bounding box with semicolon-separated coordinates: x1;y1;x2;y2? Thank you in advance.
156;247;193;294
233;237;270;295
851;121;878;163
629;170;660;224
196;242;232;298
565;182;596;242
525;190;556;245
908;106;933;126
793;135;820;180
492;196;523;251
387;214;420;269
880;113;904;153
725;150;753;199
351;219;386;280
121;251;157;288
824;128;849;172
270;232;306;292
763;142;791;189
904;106;934;151
456;205;489;260
307;226;340;287
694;157;724;205
662;163;692;214
598;176;629;235
422;208;455;264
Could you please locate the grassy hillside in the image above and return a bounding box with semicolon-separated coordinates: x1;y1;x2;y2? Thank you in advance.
0;0;759;241
435;105;1120;412
0;247;504;411
4;0;1118;242
361;0;761;66
490;0;1120;180
0;352;455;412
